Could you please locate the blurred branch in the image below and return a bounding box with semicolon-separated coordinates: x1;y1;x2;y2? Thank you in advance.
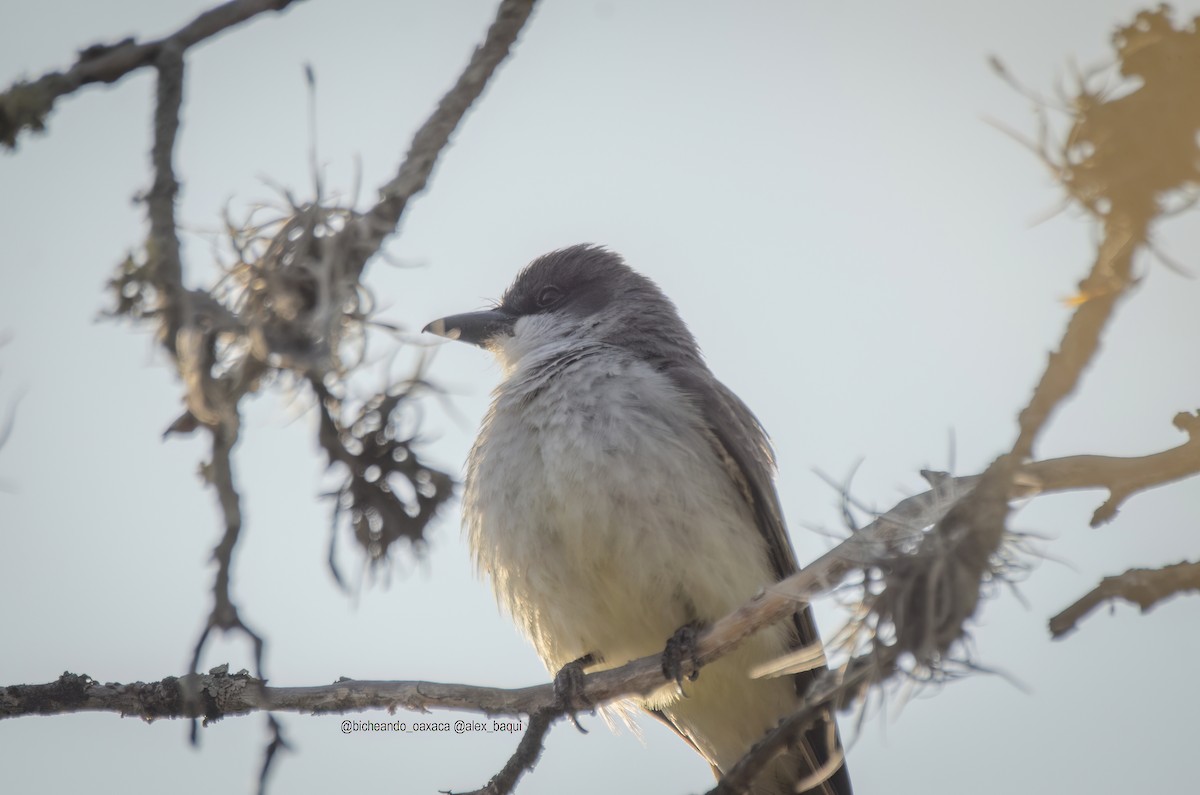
23;0;535;787
350;0;536;276
1021;410;1200;525
189;425;262;673
1049;560;1200;639
457;710;556;795
906;3;1200;660
310;376;456;582
145;45;187;346
97;0;538;689
719;10;1200;790
862;409;1200;537
0;0;303;149
138;36;265;686
708;664;859;795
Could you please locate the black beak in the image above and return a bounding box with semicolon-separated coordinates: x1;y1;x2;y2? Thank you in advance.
422;309;517;347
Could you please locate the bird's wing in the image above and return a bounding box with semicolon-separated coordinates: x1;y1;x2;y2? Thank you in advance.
666;366;853;795
666;367;813;633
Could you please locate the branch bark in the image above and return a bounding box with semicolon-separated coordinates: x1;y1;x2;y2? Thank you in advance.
7;428;1198;722
1021;410;1200;525
3;427;1197;792
0;0;304;148
1049;560;1200;638
351;0;537;274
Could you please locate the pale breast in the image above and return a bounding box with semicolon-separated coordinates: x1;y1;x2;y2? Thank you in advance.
463;345;783;674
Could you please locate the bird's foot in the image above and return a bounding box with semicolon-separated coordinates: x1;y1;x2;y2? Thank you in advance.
662;621;704;689
553;653;598;733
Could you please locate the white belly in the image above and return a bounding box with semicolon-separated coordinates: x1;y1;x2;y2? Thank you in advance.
464;348;801;771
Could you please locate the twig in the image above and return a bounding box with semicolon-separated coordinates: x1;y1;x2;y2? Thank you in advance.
1011;211;1139;459
0;0;304;148
139;42;264;683
351;0;537;275
258;715;291;795
140;43;275;778
838;411;1200;539
1021;411;1200;525
707;658;878;795
718;17;1200;781
1049;560;1200;638
190;424;265;678
456;710;555;795
144;42;190;355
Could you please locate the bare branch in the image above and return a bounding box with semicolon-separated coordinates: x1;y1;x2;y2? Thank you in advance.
719;14;1200;783
1049;560;1200;639
1021;411;1200;525
707;661;874;795
351;0;537;275
258;715;291;795
95;0;538;693
190;424;266;676
0;670;567;722
14;420;1195;710
0;0;304;148
0;498;938;727
3;410;1198;785
846;410;1200;537
145;46;188;362
712;411;1200;791
138;35;265;682
858;0;1200;686
828;9;1158;716
457;710;555;795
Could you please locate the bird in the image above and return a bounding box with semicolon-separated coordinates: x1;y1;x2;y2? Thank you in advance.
424;244;851;795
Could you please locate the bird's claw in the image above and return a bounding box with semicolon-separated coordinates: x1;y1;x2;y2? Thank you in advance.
662;621;704;689
553;653;597;733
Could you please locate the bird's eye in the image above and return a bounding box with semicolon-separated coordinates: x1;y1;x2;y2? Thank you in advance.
536;285;563;308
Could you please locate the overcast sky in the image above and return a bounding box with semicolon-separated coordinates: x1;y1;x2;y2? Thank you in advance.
2;1;1199;794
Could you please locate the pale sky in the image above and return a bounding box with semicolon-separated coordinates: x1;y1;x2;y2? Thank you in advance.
2;1;1199;794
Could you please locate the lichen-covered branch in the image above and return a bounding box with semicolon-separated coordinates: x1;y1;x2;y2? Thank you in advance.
13;414;1198;722
0;670;540;723
0;0;303;149
95;0;537;680
2;1;538;787
2;415;1198;789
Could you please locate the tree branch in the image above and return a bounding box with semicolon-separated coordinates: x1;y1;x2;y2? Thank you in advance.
0;0;303;149
0;669;590;722
4;424;1198;719
105;0;538;688
4;422;1198;790
1049;560;1200;638
456;710;556;795
351;0;536;275
1021;410;1200;525
706;657;877;795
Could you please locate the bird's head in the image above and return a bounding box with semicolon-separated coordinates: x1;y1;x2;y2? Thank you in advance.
423;244;700;372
